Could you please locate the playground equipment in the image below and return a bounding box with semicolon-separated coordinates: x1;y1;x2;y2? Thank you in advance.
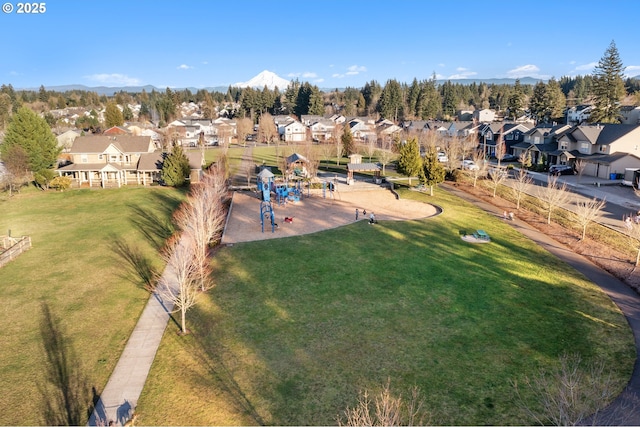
275;180;304;205
322;180;336;199
257;168;277;233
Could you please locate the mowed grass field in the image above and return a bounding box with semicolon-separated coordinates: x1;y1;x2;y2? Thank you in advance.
137;187;635;425
0;186;184;425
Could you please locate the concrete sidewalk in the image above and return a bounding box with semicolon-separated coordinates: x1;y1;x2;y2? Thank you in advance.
88;268;177;426
445;183;640;425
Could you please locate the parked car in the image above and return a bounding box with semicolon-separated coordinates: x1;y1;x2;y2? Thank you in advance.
549;164;575;176
461;159;479;170
437;152;448;162
499;154;518;162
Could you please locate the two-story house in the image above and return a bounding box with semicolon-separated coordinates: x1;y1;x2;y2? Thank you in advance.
309;119;335;142
57;135;156;187
281;120;307;142
512;124;571;165
554;124;640;178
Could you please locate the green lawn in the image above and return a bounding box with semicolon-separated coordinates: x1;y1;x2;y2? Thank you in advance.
137;187;635;425
0;186;184;425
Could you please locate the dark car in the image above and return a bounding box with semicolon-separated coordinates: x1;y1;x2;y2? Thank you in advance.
549;164;575;176
500;154;518;162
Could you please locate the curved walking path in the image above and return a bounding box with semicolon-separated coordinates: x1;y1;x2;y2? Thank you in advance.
444;183;640;425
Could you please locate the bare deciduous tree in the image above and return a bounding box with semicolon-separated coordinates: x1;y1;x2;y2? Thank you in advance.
488;166;508;197
511;168;533;209
513;353;626;426
574;197;606;241
537;175;570;225
625;219;640;267
338;380;430;427
258;112;278;145
157;234;201;335
318;142;334;170
236;117;253;147
469;150;487;188
574;159;587;184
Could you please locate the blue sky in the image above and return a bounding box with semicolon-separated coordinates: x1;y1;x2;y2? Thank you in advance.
2;0;639;90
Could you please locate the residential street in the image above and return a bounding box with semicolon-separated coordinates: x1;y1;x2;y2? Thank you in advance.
502;167;640;232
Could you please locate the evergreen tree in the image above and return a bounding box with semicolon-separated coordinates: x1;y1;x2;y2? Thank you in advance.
590;40;626;123
396;137;423;186
0;106;60;174
308;87;325;116
161;144;191;187
421;148;446;196
105;101;124;128
378;79;403;121
507;79;526;120
341;125;355;157
440;81;457;119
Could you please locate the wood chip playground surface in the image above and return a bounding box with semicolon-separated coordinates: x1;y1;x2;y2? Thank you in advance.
221;187;439;244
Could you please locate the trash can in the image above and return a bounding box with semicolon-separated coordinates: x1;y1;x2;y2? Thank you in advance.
610;173;617;180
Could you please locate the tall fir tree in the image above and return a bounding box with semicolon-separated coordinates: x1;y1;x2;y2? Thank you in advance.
590;40;626;123
0;106;60;174
161;144;191;187
396;137;423;186
341;125;355;157
105;100;124;128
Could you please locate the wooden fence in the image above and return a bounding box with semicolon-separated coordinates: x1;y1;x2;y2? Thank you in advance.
0;236;32;268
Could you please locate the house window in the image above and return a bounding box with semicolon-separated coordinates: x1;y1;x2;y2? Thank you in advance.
560;142;568;150
98;154;103;160
110;155;117;162
81;154;88;163
534;136;540;144
580;142;590;153
599;145;606;153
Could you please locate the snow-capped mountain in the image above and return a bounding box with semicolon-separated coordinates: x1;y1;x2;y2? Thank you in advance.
233;70;290;90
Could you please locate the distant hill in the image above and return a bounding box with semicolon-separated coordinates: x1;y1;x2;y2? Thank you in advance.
20;76;547;95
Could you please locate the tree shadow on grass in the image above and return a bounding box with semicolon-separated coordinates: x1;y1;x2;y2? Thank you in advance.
181;323;266;425
108;235;159;292
38;302;95;426
126;190;183;251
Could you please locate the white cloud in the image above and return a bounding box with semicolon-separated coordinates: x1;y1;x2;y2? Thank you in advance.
438;63;445;67
447;68;477;79
506;64;547;79
346;65;367;75
314;78;325;83
177;64;193;70
331;65;367;79
84;73;141;86
575;62;598;72
288;71;318;79
626;65;640;78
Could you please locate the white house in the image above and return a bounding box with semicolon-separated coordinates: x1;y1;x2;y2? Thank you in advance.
281;120;307;142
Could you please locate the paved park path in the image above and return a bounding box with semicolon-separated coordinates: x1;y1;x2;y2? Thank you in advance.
88;266;178;426
444;183;640;425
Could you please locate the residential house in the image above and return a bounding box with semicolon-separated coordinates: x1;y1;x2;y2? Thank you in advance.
301;115;325;126
553;124;640;178
103;126;129;136
566;105;593;125
477;122;531;157
621;106;640;125
512;124;571;165
347;118;376;142
473;109;496;122
56;129;80;152
309;119;335;142
281;120;307;142
57;135;157;187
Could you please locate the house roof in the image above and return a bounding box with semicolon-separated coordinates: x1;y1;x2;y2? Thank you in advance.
571;124;640;145
136;151;203;171
70;135;153;154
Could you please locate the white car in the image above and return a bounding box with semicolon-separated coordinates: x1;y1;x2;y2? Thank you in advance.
461;159;479;170
437;152;448;162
